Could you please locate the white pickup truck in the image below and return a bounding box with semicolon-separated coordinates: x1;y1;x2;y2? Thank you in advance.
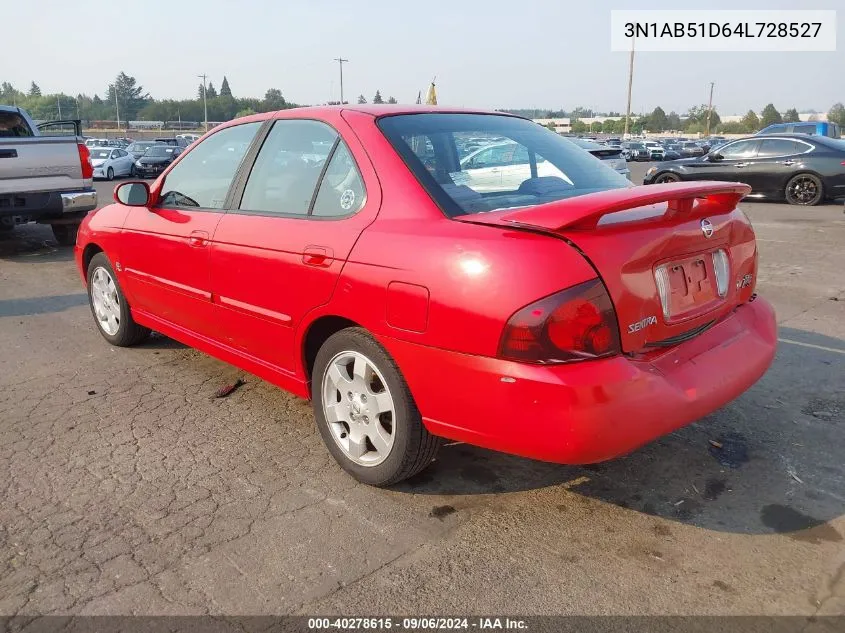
0;106;97;245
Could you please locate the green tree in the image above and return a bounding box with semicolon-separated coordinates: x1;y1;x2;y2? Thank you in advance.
372;90;384;104
28;82;41;98
235;108;256;118
206;82;217;99
741;109;760;131
827;103;845;126
719;121;750;134
760;103;782;127
387;96;397;104
570;119;587;134
591;120;604;133
783;108;800;123
357;94;367;104
261;88;286;111
648;106;668;131
107;72;149;120
219;76;232;97
666;111;681;130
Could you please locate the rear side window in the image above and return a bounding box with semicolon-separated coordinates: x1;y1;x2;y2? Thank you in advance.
159;122;261;209
378;113;629;216
793;124;816;135
0;111;33;138
312;142;366;217
239;120;337;215
757;139;808;157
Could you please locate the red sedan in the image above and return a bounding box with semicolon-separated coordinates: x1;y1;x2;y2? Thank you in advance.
75;106;777;486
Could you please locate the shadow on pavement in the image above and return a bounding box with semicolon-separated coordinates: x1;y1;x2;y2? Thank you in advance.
0;293;88;317
0;224;75;262
397;327;845;539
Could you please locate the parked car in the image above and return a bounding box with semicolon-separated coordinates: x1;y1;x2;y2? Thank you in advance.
663;145;683;161
643;134;845;205
134;145;182;178
89;147;136;180
76;106;776;485
680;142;706;158
0;106;96;244
155;137;190;148
126;140;161;161
757;121;840;138
623;141;649;161
569;137;630;178
643;141;665;160
176;133;201;144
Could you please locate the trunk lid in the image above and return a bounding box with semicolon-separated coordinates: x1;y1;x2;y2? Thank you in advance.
455;182;759;353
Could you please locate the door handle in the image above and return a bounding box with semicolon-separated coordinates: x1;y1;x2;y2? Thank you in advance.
188;230;209;247
779;160;795;166
302;245;333;267
734;163;749;168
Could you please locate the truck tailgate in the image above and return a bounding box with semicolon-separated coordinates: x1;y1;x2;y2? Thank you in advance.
0;137;85;195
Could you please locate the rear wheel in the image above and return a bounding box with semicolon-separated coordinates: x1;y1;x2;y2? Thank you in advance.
785;174;823;206
654;172;681;184
51;223;79;246
0;217;14;233
312;327;441;486
86;253;150;346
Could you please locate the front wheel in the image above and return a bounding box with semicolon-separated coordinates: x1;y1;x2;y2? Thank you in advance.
86;253;150;346
654;172;681;184
107;167;114;181
312;327;441;486
785;174;823;206
129;164;136;177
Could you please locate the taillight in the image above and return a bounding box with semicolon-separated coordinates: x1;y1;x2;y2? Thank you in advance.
77;143;93;179
711;249;730;297
499;279;621;363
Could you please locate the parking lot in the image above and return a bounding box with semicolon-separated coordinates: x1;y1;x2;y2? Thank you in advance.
0;162;843;616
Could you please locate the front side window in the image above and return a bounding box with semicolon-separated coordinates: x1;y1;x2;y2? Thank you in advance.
718;140;759;159
159;122;261;209
379;114;629;216
239;120;337;215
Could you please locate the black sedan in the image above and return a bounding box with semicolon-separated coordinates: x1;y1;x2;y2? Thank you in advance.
134;145;182;179
126;140;161;161
679;142;706;157
643;134;845;206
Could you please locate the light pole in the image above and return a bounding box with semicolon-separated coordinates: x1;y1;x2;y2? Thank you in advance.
333;58;348;104
705;82;715;137
623;38;635;138
114;87;120;131
198;74;208;132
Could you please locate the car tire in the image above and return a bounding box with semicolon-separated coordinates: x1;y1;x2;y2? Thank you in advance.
0;217;15;233
655;172;681;184
86;252;151;347
312;327;441;486
785;173;824;206
107;167;114;181
51;223;79;246
130;164;136;177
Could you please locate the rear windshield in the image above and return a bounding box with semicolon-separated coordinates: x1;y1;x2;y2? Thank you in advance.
146;146;176;157
378;113;629;216
0;111;33;138
90;150;112;159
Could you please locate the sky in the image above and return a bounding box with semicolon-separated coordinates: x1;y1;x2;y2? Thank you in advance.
7;0;843;115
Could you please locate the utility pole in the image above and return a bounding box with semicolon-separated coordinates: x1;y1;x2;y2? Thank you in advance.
57;96;62;119
333;58;348;105
623;38;635;138
198;74;208;132
114;87;120;131
705;81;715;137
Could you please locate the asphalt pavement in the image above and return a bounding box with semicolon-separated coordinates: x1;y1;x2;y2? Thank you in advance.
0;163;843;616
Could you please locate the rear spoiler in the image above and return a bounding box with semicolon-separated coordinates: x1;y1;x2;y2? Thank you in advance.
455;181;751;231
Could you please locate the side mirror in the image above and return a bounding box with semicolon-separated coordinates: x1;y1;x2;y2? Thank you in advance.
114;181;150;206
708;152;723;162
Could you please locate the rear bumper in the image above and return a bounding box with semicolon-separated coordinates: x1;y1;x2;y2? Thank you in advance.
0;189;97;222
378;298;777;464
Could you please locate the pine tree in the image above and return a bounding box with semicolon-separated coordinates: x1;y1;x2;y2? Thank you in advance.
372;90;384;104
357;94;367;104
28;82;42;97
219;76;232;97
387;96;397;104
206;82;218;99
760;104;782;127
783;108;800;123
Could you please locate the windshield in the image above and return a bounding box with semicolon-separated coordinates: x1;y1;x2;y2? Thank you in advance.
378;114;629;217
145;146;175;157
129;142;154;152
90;150;112;159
